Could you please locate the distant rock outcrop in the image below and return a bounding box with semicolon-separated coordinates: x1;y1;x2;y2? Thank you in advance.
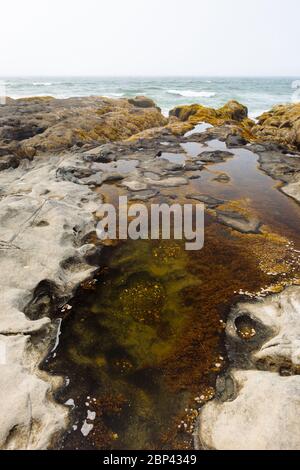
0;96;167;162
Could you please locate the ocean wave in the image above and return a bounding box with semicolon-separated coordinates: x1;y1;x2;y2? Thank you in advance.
32;82;53;86
103;92;125;97
166;89;216;98
249;109;269;121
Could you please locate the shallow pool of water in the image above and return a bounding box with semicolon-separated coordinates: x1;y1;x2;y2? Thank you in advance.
46;136;300;450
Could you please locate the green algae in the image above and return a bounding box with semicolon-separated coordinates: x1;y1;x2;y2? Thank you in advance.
47;238;207;450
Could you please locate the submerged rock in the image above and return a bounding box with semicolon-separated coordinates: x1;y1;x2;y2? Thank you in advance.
186;194;225;208
216;210;262;234
213;172;231;183
128;189;159;201
199;150;234;163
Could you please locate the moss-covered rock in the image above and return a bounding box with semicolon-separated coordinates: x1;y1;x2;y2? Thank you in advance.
169;100;248;123
0;96;167;157
168;100;254;137
253;103;300;150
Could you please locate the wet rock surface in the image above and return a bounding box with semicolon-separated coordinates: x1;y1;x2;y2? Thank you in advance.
0;96;300;449
186;194;225;208
212;172;231;183
199;150;234;163
216;210;262;234
248;143;300;203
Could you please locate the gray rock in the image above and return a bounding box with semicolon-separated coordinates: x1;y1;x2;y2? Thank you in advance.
185;163;199;171
145;176;188;187
83;144;116;162
128;96;158;109
197;370;300;450
216;210;262;234
122;180;148;191
129;189;159;201
0;152;101;449
143;172;161;181
200;150;234;163
101;172;125;183
226;134;248;148
197;287;300;450
186;194;225;208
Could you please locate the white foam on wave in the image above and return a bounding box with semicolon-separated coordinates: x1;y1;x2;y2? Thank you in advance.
103;92;124;97
291;95;300;104
166;89;216;98
32;82;53;86
249;109;268;121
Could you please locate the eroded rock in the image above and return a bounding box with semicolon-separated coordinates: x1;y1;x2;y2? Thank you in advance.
197;287;300;450
0;152;102;449
197;370;300;450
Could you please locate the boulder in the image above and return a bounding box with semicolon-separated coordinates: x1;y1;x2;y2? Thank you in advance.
128;96;158;109
253;103;300;150
169;100;249;125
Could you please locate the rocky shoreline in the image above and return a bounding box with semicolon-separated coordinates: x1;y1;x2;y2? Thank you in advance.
0;95;300;449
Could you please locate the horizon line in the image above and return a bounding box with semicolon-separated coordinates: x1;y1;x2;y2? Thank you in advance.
1;75;300;79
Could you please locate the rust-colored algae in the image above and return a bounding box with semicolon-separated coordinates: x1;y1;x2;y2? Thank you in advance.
44;211;291;450
42;128;300;450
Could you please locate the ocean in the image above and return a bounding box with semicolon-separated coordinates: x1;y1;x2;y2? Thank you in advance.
1;76;299;118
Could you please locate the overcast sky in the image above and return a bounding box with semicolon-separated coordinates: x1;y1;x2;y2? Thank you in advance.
0;0;299;76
